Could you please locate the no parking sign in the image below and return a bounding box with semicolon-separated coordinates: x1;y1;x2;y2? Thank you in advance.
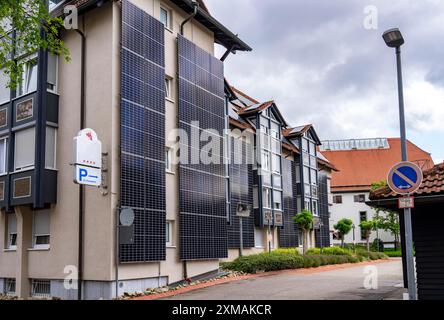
387;161;423;195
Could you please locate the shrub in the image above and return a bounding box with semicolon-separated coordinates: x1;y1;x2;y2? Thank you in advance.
321;246;353;256
371;238;384;252
273;248;300;255
306;248;321;255
384;250;402;257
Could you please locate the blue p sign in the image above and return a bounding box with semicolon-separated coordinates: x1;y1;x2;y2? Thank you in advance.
79;168;88;182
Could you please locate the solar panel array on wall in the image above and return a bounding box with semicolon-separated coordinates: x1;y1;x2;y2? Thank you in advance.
228;136;254;249
177;35;228;260
279;158;299;247
119;0;166;262
316;172;331;248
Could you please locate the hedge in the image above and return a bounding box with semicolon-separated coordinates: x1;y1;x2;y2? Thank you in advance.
222;251;373;274
306;247;353;256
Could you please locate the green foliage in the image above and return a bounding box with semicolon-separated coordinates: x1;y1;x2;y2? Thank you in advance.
0;0;70;89
359;220;375;236
273;248;300;255
384;250;402;257
371;238;384;252
293;209;313;231
333;218;353;236
371;180;387;190
306;246;353;256
222;249;387;274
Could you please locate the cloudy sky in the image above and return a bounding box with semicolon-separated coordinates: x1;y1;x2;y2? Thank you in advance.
205;0;444;163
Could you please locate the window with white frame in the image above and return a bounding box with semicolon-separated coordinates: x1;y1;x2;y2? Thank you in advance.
0;137;7;174
32;210;50;249
6;213;17;249
262;187;271;209
47;53;58;93
166;221;173;247
45;126;57;169
165;77;172;100
160;7;171;29
261;151;270;171
312;199;318;216
0;69;10;104
254;227;264;248
14;127;35;171
273;190;282;211
16;56;38;97
165;147;173;172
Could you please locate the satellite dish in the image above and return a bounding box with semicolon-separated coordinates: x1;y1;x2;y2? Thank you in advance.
120;208;135;226
236;203;251;217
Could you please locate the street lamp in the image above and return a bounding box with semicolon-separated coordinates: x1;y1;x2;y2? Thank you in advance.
382;28;417;300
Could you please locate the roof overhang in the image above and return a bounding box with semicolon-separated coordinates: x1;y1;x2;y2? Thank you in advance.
367;194;444;212
169;0;252;52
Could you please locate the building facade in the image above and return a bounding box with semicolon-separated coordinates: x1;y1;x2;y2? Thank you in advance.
0;0;335;299
321;138;434;247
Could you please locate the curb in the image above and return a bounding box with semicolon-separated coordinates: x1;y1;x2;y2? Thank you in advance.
131;258;395;300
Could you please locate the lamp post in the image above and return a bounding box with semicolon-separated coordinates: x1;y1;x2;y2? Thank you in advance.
382;28;417;300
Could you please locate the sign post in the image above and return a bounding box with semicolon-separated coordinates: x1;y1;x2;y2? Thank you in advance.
387;161;423;300
236;204;251;257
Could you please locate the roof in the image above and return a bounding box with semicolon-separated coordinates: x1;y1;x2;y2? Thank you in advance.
322;138;434;192
169;0;252;52
283;124;321;145
53;0;251;52
370;162;444;199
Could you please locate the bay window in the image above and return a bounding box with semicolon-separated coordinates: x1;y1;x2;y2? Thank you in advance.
273;190;282;211
262;188;271;209
0;69;10;104
17;56;38;97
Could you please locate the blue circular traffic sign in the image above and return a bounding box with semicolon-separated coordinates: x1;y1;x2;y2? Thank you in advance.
387;161;423;195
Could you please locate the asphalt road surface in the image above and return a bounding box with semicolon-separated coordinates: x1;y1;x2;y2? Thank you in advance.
163;259;405;300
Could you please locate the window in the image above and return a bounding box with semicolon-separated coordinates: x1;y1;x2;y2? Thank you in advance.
165;77;172;100
0;137;7;174
272;174;281;189
14;127;35;171
312;200;318;216
310;168;317;185
262;188;271;208
304;199;310;210
165;147;173;172
45;126;57;169
261;151;270;171
31;279;51;298
333;195;342;204
302;138;308;152
17;56;38;97
6;213;17;250
32;210;50;249
0;69;10;104
354;194;366;203
254;227;264;248
47;53;58;93
160;7;171;29
166;221;173;247
271;154;280;174
273;190;282;211
5;278;15;296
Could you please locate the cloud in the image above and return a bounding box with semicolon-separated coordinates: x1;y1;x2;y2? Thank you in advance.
206;0;444;162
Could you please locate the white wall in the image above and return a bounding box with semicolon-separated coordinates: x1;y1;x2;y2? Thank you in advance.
330;192;395;246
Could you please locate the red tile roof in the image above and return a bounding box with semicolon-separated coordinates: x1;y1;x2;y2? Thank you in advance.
370;162;444;199
321;138;434;192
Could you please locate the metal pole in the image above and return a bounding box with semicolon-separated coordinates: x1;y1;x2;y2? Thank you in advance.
396;46;417;300
115;209;119;299
239;217;244;257
268;225;272;253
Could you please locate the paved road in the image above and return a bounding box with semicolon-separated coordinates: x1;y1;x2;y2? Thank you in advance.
164;259;405;300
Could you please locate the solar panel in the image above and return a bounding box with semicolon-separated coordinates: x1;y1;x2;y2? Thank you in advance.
178;35;228;260
278;158;299;247
119;0;166;263
228;136;254;249
316;172;331;248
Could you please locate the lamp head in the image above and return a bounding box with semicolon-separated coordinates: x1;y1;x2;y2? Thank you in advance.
382;28;404;48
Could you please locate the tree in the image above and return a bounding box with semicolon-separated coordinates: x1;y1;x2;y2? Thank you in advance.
333;218;353;248
360;220;376;252
375;210;400;250
293;209;313;254
0;0;70;89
